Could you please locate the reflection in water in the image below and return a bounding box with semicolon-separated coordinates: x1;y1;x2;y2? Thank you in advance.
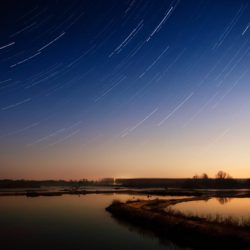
171;198;250;221
0;193;185;250
216;197;233;205
109;211;191;250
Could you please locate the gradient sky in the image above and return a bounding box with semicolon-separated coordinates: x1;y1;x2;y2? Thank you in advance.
1;0;250;179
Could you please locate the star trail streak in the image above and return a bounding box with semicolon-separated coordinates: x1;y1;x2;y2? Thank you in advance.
0;41;15;50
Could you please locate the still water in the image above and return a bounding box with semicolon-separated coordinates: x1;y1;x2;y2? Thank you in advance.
0;193;184;250
171;197;250;220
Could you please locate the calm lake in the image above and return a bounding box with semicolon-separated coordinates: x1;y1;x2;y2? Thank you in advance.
171;197;250;221
0;193;185;250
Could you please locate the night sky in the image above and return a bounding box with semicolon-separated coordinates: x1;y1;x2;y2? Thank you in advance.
1;0;250;179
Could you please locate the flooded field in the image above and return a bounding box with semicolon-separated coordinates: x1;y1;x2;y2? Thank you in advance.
170;197;250;222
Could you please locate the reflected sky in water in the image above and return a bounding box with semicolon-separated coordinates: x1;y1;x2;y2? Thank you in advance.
0;194;185;250
171;198;250;220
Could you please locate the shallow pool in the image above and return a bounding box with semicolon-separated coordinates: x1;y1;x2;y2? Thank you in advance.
170;197;250;221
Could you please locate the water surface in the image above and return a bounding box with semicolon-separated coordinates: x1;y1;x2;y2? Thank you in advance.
0;193;185;250
171;197;250;221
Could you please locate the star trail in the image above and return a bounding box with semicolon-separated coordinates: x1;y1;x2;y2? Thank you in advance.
1;0;250;179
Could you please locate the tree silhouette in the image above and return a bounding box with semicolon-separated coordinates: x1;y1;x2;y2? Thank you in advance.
216;171;229;179
201;173;209;179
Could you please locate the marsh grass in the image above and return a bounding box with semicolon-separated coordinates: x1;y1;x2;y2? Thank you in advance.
165;206;250;228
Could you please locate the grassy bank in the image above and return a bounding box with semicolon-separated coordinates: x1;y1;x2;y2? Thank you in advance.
106;198;250;250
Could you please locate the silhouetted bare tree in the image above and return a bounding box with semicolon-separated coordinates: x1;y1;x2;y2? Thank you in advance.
201;173;209;179
216;171;229;179
193;174;199;179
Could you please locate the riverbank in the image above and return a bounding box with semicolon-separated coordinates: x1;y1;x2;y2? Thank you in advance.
1;187;250;197
106;197;250;250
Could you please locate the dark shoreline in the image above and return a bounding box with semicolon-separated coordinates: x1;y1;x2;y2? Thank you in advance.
1;187;250;198
106;197;250;250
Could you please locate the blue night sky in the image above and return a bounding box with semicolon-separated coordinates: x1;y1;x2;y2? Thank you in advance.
0;0;250;179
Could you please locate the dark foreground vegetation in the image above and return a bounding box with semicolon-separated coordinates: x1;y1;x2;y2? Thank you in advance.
106;198;250;250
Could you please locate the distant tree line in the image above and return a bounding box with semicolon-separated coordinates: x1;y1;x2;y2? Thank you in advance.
117;172;250;189
0;178;115;188
183;171;250;189
1;174;249;189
